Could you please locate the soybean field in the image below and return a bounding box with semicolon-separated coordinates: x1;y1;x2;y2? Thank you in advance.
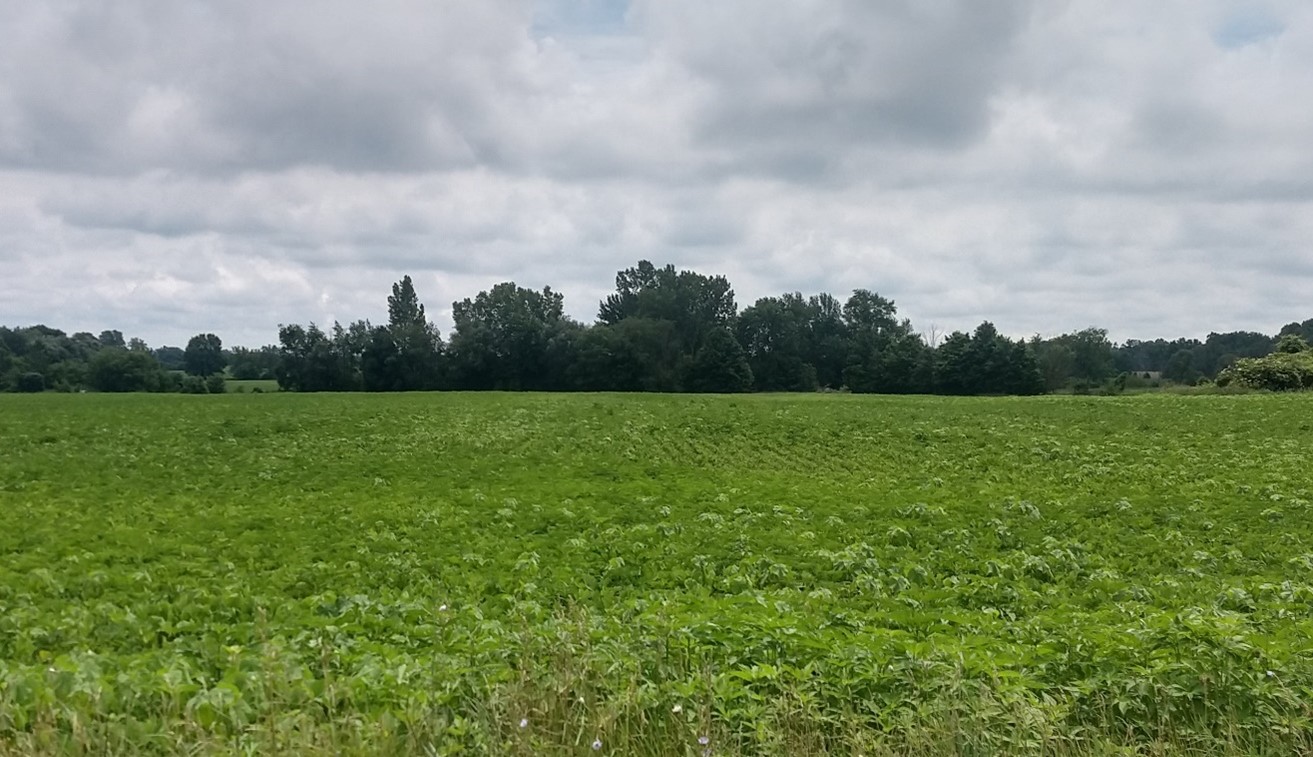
2;392;1312;755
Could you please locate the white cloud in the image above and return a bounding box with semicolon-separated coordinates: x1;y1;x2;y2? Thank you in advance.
1;0;1311;347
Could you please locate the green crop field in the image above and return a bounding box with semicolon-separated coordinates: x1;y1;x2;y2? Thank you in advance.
224;379;280;393
2;393;1312;755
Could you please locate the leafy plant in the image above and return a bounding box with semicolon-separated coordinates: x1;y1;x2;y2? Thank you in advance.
1;392;1312;754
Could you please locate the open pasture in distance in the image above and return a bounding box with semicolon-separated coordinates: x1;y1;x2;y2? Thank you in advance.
2;392;1313;755
223;379;280;393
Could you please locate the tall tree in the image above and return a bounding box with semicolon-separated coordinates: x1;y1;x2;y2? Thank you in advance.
569;318;684;392
361;327;404;392
275;323;357;392
388;275;426;329
934;323;1043;395
933;331;976;395
684;327;753;393
1163;349;1199;384
1196;331;1273;377
598;260;736;354
842;290;925;393
183;333;226;376
735;295;816;392
226;345;281;380
1031;328;1114;389
98;330;125;349
1032;339;1076;391
380;275;443;390
802;293;850;390
1279;318;1313;345
1061;328;1115;383
154;346;186;371
449;282;571;390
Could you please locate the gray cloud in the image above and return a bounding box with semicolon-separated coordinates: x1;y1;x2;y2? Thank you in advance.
1;1;1311;349
0;1;542;174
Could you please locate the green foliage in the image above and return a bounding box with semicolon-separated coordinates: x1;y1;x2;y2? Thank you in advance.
841;291;929;394
361;326;403;391
380;275;444;390
1217;350;1313;391
684;327;753;392
935;322;1044;395
387;274;426;330
1115;331;1279;381
153;345;186;371
275;323;361;392
179;374;211;393
1032;328;1115;390
226;345;281;380
184;333;226;377
3;393;1313;754
1274;333;1311;354
226;379;278;393
97;329;125;349
1164;348;1200;385
736;295;817;392
449;282;570;390
569;318;683;392
15;371;45;392
598;260;737;354
87;349;168;393
1279;318;1313;345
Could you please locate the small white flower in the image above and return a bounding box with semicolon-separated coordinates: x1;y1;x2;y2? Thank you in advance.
699;735;710;745
671;704;682;714
519;718;528;728
438;604;448;611
1267;670;1276;678
591;738;602;750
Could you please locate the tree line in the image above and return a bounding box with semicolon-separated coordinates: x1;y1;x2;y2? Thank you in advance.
0;327;274;394
271;265;1044;395
4;261;1311;395
271;262;1313;395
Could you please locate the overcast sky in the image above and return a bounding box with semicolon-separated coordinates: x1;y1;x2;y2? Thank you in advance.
2;1;1310;347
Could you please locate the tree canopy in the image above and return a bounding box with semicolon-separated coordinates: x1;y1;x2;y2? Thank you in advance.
184;333;226;377
6;263;1312;396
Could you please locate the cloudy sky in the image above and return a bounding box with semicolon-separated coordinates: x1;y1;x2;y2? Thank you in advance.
2;1;1310;348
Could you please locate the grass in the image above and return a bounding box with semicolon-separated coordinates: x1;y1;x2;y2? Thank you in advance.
1;392;1312;754
224;378;280;393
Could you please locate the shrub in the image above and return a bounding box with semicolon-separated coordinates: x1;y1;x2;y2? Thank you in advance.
16;371;45;392
88;349;165;392
180;375;211;394
1275;333;1311;354
1217;351;1313;391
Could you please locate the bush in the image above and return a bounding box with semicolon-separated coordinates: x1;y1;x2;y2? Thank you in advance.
180;375;210;394
16;371;45;392
1217;351;1313;391
1275;334;1311;354
156;372;184;393
88;349;166;392
205;375;227;394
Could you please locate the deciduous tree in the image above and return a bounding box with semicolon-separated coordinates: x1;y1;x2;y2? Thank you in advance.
184;333;226;376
